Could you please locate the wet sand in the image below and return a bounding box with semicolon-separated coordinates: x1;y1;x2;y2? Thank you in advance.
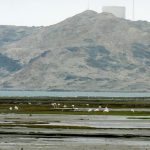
0;136;150;150
0;114;150;150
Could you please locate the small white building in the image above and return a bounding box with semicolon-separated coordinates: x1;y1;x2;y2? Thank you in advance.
102;6;126;19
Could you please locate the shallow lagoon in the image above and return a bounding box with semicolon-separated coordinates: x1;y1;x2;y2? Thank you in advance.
0;91;150;97
0;114;150;150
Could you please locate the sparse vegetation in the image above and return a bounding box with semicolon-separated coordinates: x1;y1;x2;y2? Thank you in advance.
0;96;149;116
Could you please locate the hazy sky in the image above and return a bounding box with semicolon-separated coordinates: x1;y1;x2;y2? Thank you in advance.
0;0;149;26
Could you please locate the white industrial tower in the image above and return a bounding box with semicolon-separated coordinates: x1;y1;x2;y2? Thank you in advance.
102;6;126;19
87;0;90;10
133;0;135;20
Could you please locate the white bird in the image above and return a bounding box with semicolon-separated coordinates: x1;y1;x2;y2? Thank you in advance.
86;104;89;106
55;103;57;108
88;108;93;112
14;106;19;110
51;103;57;108
9;107;13;111
74;108;79;111
63;105;67;108
94;109;99;112
131;109;135;113
103;107;109;113
72;105;75;108
99;106;102;109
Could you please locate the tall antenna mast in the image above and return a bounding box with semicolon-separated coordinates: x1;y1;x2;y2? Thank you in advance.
88;0;90;10
133;0;135;20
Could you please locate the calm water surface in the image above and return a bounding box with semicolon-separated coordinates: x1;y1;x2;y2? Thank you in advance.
0;91;150;97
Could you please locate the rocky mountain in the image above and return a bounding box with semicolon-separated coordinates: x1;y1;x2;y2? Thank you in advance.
0;10;150;91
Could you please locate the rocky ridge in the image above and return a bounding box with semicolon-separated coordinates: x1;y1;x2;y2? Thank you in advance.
0;10;150;91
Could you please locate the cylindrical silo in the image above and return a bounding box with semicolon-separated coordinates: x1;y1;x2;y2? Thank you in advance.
102;6;126;19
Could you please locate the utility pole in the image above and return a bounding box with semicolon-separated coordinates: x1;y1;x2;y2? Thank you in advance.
88;0;90;10
133;0;135;20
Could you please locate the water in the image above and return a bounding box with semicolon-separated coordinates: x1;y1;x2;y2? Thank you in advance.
0;114;150;150
0;91;150;97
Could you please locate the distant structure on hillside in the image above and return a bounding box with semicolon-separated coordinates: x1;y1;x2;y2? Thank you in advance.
102;6;126;19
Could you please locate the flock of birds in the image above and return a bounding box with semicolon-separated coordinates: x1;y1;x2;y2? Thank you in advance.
87;106;109;113
8;103;135;113
50;103;135;113
9;106;19;111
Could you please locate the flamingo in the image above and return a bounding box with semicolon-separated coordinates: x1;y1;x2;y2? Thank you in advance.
103;107;109;112
63;105;67;108
14;106;19;110
131;109;135;113
9;107;13;111
74;108;79;111
88;108;93;112
94;108;99;112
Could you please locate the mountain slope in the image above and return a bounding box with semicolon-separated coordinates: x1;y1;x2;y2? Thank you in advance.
0;10;150;91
